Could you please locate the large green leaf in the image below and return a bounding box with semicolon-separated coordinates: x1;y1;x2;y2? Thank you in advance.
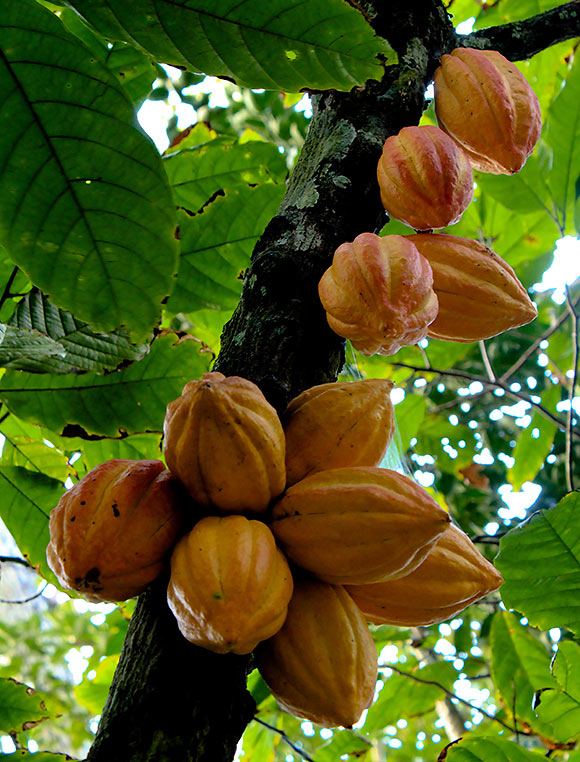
546;56;580;231
0;754;75;761
446;737;546;762
74;654;118;715
3;289;147;373
0;466;63;581
535;640;580;742
0;0;179;339
66;0;394;92
490;611;557;739
475;152;554;218
169;184;285;313
0;677;52;735
0;334;210;437
496;493;580;635
507;383;560;490
58;8;160;106
392;394;427;452
164;138;287;213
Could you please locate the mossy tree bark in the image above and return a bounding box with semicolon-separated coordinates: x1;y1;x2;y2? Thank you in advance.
86;3;580;760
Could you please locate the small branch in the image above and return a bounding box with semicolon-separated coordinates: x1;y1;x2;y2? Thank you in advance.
565;286;579;492
389;361;575;435
500;293;580;384
464;1;580;61
381;665;517;734
479;340;496;382
0;555;32;568
0;266;19;311
0;583;48;605
253;717;318;762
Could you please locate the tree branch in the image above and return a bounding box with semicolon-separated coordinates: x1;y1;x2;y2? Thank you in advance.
565;287;579;492
381;665;517;734
389;361;575;435
0;555;32;568
464;1;580;60
253;717;318;762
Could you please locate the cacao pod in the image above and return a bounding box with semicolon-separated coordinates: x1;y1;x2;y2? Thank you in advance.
167;515;293;654
376;125;473;230
434;47;542;175
256;579;377;728
163;372;286;513
283;378;396;486
46;459;189;603
346;523;503;626
407;233;537;341
270;466;451;585
318;233;438;356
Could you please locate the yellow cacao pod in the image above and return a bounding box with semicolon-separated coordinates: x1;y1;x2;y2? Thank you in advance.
256;579;377;728
47;459;189;603
346;524;503;626
376;125;473;230
434;48;542;175
167;515;294;654
318;233;438;356
283;378;396;486
407;233;537;341
270;467;451;585
163;372;286;513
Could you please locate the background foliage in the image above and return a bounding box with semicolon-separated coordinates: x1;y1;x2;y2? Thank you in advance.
0;0;579;760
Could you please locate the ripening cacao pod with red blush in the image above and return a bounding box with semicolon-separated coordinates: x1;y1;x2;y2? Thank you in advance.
318;233;438;356
163;372;286;513
47;459;190;603
256;579;378;728
270;466;451;585
283;378;395;486
434;47;542;175
376;125;473;230
407;233;537;341
167;515;294;654
346;523;503;626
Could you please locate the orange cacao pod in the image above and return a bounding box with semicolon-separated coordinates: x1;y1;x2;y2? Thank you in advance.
256;580;377;728
407;233;537;341
46;459;189;603
346;524;503;626
270;467;451;585
318;233;438;356
376;125;473;230
167;515;294;654
283;378;396;486
434;48;542;175
163;372;286;513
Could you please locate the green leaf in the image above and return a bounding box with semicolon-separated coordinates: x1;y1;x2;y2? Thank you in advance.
489;611;557;738
507;383;560;490
66;0;395;92
475;152;554;218
392;394;427;451
0;334;211;437
496;493;580;635
58;8;160;106
364;662;457;733
535;640;580;742
75;654;118;715
0;466;63;582
169;184;285;313
164;138;287;213
546;56;580;231
446;737;547;762
4;289;148;373
316;729;372;761
0;677;52;735
79;434;163;470
0;0;179;339
1;433;72;482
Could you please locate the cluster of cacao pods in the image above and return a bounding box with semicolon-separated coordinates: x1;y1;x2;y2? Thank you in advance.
319;47;541;355
47;373;503;728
